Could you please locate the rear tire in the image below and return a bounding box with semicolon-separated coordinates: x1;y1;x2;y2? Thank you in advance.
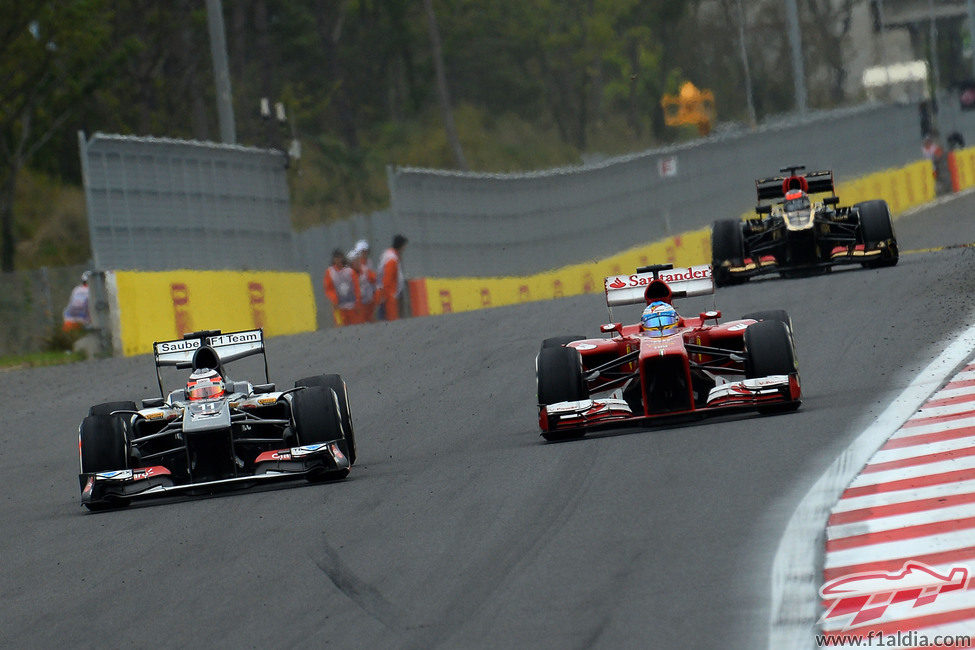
292;386;351;479
89;401;137;417
711;219;746;287
537;346;587;405
744;321;800;413
856;199;898;268
295;375;356;465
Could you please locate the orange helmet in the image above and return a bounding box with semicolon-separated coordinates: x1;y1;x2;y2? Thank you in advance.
186;368;225;401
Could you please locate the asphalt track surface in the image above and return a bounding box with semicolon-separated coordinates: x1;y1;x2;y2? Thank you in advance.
2;197;975;649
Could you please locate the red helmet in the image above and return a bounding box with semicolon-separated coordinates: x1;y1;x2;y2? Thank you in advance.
186;368;225;401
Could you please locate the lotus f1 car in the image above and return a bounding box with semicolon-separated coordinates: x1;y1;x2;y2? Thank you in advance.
711;165;899;285
535;264;801;440
78;329;357;510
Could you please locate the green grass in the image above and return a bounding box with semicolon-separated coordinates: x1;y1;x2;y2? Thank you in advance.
0;350;86;370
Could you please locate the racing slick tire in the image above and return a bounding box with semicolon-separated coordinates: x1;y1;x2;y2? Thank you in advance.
711;219;746;287
856;199;898;268
537;346;588;406
537;347;589;440
741;310;794;335
744;321;800;413
292;385;351;479
295;374;356;465
79;415;131;510
541;335;585;349
89;401;137;417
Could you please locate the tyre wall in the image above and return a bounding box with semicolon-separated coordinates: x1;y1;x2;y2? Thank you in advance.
106;270;315;356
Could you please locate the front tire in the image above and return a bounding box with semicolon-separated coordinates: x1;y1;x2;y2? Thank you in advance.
89;401;137;417
295;374;356;465
741;310;794;335
292;386;351;478
79;415;131;510
541;335;585;349
744;321;800;413
79;415;129;473
856;199;898;268
537;346;588;406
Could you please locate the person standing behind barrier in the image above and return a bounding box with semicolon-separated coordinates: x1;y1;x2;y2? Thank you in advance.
350;239;378;323
62;271;92;332
922;132;951;195
324;249;361;326
378;234;408;321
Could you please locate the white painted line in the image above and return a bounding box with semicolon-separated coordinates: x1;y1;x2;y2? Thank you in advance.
824;529;975;570
848;455;975;489
827;502;975;541
831;481;975;514
929;384;975;401
891;415;975;438
912;401;975;419
868;436;975;465
768;313;975;649
946;369;975;383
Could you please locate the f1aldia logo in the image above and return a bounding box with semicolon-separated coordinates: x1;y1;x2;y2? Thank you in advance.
819;561;968;630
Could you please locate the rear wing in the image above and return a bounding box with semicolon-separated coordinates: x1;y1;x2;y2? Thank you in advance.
152;329;269;396
755;168;834;203
604;264;714;316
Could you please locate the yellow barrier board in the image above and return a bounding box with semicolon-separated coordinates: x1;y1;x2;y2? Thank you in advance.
111;270;316;356
419;229;710;316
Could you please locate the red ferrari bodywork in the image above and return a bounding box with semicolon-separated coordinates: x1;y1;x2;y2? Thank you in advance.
537;264;801;437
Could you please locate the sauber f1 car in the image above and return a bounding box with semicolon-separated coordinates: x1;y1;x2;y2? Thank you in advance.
711;165;899;285
535;264;800;441
78;329;357;510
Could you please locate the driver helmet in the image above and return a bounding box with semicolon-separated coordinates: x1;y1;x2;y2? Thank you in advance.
641;301;680;337
783;189;810;212
186;368;225;401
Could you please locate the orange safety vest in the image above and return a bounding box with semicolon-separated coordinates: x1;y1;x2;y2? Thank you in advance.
324;265;360;309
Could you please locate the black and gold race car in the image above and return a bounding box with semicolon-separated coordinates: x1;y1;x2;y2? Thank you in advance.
710;166;899;286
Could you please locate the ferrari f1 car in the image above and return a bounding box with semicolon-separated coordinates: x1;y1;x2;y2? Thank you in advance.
535;264;800;440
711;165;899;285
78;329;356;510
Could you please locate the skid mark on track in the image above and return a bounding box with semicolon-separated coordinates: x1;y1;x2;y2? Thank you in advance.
311;541;407;633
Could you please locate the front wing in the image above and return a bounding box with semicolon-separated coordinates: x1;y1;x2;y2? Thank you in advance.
721;244;892;281
79;441;349;508
539;374;800;436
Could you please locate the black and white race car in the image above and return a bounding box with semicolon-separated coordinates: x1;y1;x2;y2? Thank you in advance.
78;328;356;510
711;165;899;285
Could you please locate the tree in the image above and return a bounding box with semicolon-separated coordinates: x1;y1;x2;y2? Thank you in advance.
0;0;130;271
423;0;466;169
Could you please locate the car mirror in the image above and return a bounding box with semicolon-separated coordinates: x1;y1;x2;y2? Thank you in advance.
823;196;839;206
142;397;164;408
756;204;772;214
600;323;622;335
700;310;721;322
